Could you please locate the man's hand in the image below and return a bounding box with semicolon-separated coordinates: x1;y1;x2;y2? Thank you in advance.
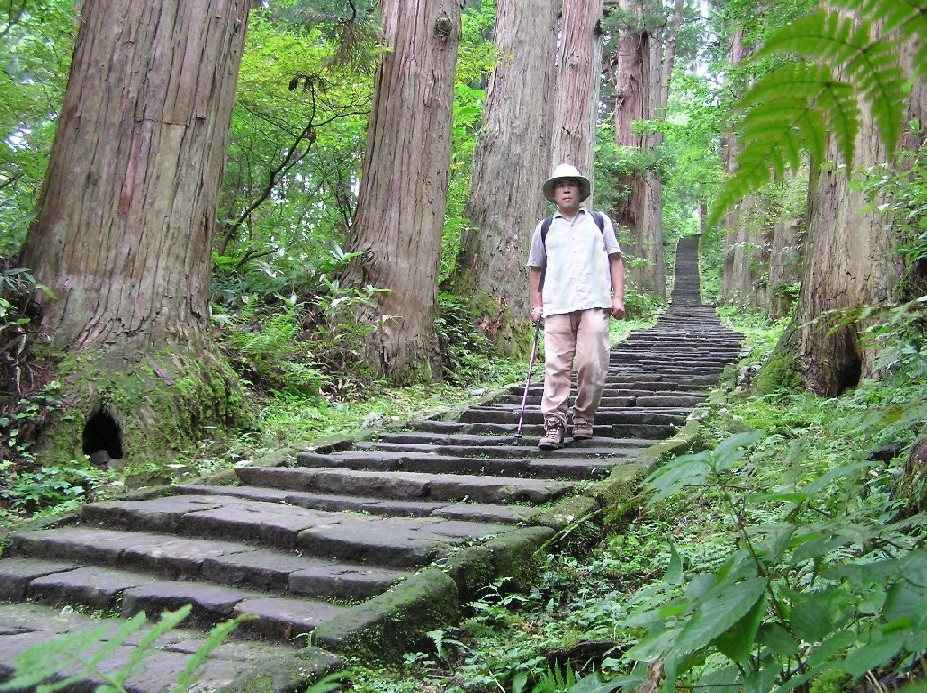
610;298;626;319
531;306;543;323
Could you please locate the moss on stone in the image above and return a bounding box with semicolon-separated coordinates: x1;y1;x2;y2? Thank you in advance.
33;344;251;467
312;569;460;662
754;349;803;395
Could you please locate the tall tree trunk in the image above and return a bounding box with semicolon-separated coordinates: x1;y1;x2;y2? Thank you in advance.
785;25;923;395
17;0;250;463
553;0;603;180
611;0;667;298
720;26;771;308
343;0;462;385
767;215;804;320
450;0;558;355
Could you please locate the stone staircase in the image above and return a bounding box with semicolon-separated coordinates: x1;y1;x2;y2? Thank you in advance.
0;235;742;691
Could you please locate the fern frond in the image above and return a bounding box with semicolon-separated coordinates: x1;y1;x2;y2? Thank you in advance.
738;64;836;107
815;79;860;168
824;0;927;36
756;11;862;66
738;65;858;167
737;101;812;172
757;9;908;157
842;37;908;156
708;144;776;228
708;66;858;228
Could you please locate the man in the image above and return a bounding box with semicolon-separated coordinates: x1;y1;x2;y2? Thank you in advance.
526;163;625;450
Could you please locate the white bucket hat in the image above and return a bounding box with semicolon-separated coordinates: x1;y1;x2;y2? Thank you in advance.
542;163;591;203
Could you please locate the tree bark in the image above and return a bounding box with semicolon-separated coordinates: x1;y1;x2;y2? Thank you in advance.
790;21;923;395
720;26;775;309
611;0;666;298
553;0;603;180
17;0;250;462
343;0;462;385
450;0;558;354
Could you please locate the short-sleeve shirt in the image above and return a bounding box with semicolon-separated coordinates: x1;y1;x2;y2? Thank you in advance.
526;208;622;318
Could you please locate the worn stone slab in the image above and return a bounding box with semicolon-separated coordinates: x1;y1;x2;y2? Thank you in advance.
178;484;445;517
12;527;172;565
0;558;76;601
426;474;574;504
121;581;261;624
29;566;157;609
431;502;541;525
176;497;335;548
121;535;257;577
637;393;707;406
80;494;229;533
525;458;621;480
288;563;408;600
174;483;293;503
234;596;345;640
427;519;509;539
296;516;471;568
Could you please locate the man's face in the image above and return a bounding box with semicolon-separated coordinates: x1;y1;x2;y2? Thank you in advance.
553;179;581;212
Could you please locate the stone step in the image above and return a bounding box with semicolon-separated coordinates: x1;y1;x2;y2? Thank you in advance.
396;418;683;439
5;527;409;601
476;392;706;409
75;494;512;569
176;483;545;525
350;440;650;457
0;556;346;641
457;408;689;426
0;601;338;692
288;449;623;481
505;384;710;397
235;466;577;504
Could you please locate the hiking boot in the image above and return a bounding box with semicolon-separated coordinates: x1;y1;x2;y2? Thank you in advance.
538;417;565;450
572;420;594;440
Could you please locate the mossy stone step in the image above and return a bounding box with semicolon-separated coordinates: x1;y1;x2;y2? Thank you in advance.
176;483;544;525
236;466;576;504
6;527;409;601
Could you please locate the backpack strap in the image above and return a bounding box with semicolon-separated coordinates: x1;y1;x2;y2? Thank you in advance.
540;210;605;246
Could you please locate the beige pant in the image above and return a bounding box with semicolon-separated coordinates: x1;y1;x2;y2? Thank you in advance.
541;309;610;424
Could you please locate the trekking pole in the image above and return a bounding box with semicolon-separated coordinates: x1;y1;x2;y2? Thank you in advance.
514;321;542;444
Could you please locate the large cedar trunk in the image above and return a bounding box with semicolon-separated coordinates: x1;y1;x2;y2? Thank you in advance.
451;0;558;354
343;0;461;385
789;29;924;395
553;0;603;177
17;0;250;463
610;0;668;298
767;215;804;320
719;27;772;308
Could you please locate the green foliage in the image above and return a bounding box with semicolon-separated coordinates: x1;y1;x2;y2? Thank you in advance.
0;0;75;253
857;147;927;295
215;279;385;400
0;606;242;693
621;429;927;691
710;0;923;226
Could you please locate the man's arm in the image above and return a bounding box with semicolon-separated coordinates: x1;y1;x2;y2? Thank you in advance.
609;253;625;319
529;266;543;322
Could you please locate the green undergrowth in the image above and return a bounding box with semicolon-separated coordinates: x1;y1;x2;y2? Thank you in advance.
342;307;927;692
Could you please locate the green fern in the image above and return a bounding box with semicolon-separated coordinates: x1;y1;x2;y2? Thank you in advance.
708;0;923;226
712;64;859;222
828;0;927;72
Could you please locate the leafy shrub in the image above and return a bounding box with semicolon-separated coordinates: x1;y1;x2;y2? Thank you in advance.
436;291;510;387
615;428;927;692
